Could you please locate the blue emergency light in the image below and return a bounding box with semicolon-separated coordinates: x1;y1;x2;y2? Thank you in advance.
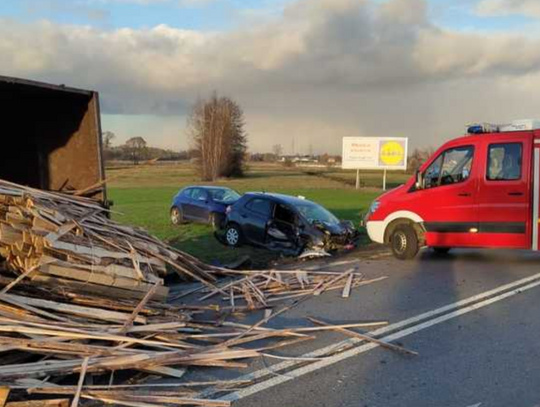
467;123;500;134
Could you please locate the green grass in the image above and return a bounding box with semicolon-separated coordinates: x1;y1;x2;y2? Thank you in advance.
108;163;387;265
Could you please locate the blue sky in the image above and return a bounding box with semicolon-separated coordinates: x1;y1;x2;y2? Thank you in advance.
0;0;289;31
0;0;534;32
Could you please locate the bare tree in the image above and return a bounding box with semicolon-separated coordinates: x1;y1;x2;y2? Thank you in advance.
125;136;148;165
408;147;435;173
188;93;247;181
272;144;283;160
102;131;116;150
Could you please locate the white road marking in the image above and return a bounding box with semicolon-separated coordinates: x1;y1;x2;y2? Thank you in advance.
212;271;540;402
465;403;482;407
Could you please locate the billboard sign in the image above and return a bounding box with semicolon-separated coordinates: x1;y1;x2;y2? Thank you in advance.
342;137;408;170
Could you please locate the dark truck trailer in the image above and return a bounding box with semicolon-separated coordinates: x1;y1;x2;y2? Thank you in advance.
0;75;107;203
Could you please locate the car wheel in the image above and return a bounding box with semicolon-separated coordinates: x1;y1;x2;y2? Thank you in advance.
225;224;242;247
432;247;451;255
390;224;419;260
170;206;184;225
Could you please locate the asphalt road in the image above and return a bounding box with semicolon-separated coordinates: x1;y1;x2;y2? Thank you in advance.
186;248;540;407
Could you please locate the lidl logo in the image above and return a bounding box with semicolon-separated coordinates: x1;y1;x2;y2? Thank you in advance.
342;137;408;170
379;140;405;167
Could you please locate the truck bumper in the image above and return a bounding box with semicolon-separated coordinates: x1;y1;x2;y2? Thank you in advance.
366;221;385;244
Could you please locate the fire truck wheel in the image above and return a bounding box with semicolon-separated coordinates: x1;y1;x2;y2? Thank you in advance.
432;247;451;255
390;224;419;260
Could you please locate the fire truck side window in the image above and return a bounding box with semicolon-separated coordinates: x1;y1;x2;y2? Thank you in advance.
423;146;474;189
487;143;522;181
424;155;443;188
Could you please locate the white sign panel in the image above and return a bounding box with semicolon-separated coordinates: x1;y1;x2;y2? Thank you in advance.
342;137;408;170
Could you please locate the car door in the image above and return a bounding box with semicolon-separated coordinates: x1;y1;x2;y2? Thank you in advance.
268;203;299;243
476;135;532;248
241;197;274;244
415;143;479;247
190;188;210;221
181;188;197;219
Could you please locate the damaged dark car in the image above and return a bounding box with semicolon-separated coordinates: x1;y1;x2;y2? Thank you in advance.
217;192;358;257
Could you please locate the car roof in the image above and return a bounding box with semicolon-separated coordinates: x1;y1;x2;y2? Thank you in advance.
243;192;315;206
184;186;232;191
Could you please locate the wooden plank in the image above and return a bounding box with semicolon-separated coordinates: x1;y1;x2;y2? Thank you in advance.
0;386;10;407
28;275;165;302
4;294;147;324
342;274;354;298
313;268;355;296
0;266;39;296
38;264;168;298
308;317;418;356
141;366;186;379
6;400;69;407
119;283;161;334
84;393;231;407
70;357;89;407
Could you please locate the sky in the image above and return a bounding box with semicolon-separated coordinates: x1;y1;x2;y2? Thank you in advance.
2;0;540;154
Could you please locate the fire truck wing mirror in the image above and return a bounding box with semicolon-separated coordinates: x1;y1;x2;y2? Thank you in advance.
415;170;424;190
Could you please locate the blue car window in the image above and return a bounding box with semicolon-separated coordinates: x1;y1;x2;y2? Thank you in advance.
192;189;208;201
245;198;273;217
183;188;194;198
208;188;241;204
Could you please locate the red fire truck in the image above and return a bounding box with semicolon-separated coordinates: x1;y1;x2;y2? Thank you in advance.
364;120;540;259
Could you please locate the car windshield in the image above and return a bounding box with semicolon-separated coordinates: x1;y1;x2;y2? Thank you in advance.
295;201;339;225
208;188;241;203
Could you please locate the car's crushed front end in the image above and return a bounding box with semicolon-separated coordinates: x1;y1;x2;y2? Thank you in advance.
294;220;358;258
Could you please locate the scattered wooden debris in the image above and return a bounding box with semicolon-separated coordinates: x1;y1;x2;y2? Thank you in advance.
0;179;393;406
198;268;388;309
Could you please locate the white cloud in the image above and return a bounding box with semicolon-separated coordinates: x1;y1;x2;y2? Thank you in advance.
2;0;540;152
476;0;540;18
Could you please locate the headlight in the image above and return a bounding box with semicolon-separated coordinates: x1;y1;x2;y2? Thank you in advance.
368;200;380;215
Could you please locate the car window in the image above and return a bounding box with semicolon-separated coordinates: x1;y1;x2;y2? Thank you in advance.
487;143;522;181
191;188;208;201
208;188;241;204
296;202;339;225
245;198;273;217
183;188;193;198
423;146;474;189
274;204;297;225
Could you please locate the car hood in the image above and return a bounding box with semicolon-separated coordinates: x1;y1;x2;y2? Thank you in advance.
313;220;355;236
377;183;408;204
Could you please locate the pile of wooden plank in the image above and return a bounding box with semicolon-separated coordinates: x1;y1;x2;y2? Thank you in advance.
0;179;219;302
0;179;403;406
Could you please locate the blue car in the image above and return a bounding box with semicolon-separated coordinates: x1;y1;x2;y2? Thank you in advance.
170;186;241;228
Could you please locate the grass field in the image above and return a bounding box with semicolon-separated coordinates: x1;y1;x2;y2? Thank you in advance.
108;162;409;265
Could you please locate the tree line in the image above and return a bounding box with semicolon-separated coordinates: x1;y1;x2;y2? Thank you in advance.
102;132;193;164
104;91;434;179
